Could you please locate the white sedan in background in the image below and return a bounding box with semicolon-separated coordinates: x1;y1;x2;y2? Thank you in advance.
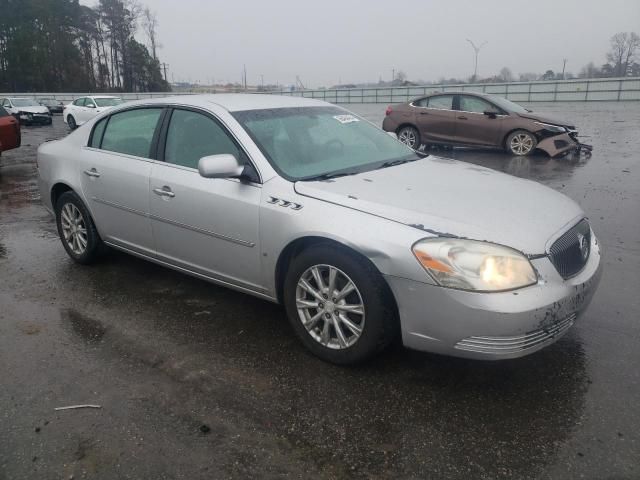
63;95;123;129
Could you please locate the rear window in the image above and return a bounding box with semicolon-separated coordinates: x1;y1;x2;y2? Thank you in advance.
100;108;162;158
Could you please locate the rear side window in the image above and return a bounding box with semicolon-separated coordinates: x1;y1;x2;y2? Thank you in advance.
427;95;454;110
101;108;162;158
164;109;243;169
89;117;108;148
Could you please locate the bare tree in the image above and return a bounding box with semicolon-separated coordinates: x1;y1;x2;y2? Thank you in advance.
499;67;513;82
606;32;640;77
141;7;159;60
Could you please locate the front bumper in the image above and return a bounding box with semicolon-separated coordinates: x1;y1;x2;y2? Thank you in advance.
386;232;602;360
18;112;52;124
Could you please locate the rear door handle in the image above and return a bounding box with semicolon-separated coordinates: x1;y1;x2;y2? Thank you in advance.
419;111;429;115
153;186;175;198
83;168;100;178
457;116;468;120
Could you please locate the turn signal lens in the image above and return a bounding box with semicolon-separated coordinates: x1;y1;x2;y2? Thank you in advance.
412;239;537;292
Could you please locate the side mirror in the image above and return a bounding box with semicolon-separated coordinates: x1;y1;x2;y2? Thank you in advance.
198;154;244;179
86;104;96;108
483;111;497;118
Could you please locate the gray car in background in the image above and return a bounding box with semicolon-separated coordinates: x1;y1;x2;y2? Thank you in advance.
36;95;601;364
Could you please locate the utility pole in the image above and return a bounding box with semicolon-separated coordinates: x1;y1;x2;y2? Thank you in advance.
465;39;487;82
392;68;395;83
243;64;247;91
562;58;568;80
260;74;264;88
161;63;169;83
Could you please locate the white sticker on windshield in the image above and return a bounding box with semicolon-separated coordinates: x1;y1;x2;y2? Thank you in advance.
333;114;359;124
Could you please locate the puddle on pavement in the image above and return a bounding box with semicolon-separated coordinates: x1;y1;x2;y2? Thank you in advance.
0;242;6;258
62;309;107;343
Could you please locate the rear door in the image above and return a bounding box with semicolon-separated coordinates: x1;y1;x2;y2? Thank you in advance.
149;107;263;291
80;107;165;256
454;95;506;146
414;94;457;143
0;106;20;152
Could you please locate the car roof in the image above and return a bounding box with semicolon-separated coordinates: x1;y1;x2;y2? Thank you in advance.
117;94;329;112
88;95;121;99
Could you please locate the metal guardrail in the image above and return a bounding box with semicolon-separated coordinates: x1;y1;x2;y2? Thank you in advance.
2;77;639;104
268;77;640;103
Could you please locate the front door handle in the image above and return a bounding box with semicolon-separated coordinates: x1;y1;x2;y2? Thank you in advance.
83;168;100;178
457;116;468;120
153;186;175;198
419;111;429;115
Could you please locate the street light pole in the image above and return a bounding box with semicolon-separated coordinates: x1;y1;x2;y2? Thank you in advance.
466;39;487;82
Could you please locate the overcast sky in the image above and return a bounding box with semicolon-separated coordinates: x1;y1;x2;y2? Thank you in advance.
96;0;640;87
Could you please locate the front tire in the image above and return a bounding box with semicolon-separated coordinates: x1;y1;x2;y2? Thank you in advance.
506;130;537;156
67;115;77;130
397;126;421;149
55;191;104;264
284;244;397;364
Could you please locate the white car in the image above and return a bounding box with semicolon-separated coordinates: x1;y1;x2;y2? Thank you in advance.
63;96;123;129
0;97;52;125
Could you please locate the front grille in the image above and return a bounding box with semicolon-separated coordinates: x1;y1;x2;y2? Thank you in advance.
455;314;576;355
549;219;591;279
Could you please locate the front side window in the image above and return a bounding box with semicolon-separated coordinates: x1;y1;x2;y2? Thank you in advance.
164;109;243;169
427;95;454;110
459;96;499;114
73;98;85;106
100;108;162;158
85;98;97;108
233;106;417;180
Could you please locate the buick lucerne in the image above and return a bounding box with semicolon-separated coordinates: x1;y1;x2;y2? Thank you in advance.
37;95;602;364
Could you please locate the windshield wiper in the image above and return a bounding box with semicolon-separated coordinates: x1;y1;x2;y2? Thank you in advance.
377;154;425;170
302;170;361;181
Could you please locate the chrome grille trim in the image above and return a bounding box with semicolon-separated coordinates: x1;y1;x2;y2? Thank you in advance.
549;219;591;279
455;314;576;354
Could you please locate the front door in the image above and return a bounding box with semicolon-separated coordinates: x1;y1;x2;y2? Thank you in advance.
150;108;263;291
415;94;458;143
79;107;164;256
454;95;505;146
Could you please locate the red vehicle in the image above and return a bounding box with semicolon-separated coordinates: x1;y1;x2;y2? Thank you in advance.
0;105;21;155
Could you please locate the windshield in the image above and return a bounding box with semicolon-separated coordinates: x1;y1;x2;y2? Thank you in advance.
94;97;123;107
233;106;416;180
487;95;529;114
11;98;39;107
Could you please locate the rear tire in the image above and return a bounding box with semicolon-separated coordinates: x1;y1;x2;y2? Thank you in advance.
506;130;537;156
67;115;77;130
284;244;397;364
55;191;104;264
397;126;421;149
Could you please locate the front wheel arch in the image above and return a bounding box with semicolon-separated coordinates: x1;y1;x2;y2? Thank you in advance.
274;236;398;317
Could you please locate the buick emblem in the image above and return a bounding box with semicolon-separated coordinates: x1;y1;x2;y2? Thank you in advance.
577;233;589;260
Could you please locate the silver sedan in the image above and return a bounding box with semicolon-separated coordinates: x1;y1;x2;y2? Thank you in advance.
37;95;602;364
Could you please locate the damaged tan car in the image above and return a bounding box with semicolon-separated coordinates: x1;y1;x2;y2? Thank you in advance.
383;92;591;157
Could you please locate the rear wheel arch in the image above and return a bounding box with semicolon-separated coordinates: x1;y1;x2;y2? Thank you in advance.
51;182;73;209
395;122;418;134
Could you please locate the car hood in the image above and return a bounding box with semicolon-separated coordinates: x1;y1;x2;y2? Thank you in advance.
294;157;584;254
16;106;49;114
516;111;573;128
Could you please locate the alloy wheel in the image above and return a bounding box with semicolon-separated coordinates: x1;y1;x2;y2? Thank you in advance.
295;264;366;350
510;133;534;155
398;129;417;148
60;203;88;255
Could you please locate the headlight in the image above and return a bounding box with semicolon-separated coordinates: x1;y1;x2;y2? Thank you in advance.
534;121;566;133
412;239;537;292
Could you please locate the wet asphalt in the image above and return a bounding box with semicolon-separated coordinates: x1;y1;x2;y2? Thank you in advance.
0;102;638;480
